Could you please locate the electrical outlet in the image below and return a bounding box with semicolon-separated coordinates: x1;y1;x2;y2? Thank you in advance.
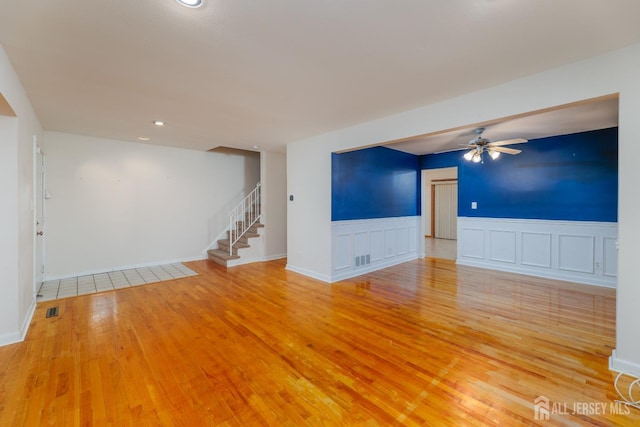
471;201;477;210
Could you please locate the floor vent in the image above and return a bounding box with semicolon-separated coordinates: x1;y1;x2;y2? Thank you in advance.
45;306;59;318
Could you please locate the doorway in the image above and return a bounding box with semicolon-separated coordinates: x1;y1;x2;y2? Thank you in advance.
432;181;457;240
421;168;458;260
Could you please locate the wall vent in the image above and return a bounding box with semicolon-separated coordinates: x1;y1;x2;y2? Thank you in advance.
354;255;371;268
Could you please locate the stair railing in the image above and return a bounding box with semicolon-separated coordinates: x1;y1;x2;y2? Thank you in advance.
228;182;262;255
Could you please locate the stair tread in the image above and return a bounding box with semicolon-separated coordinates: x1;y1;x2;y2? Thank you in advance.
207;249;240;260
217;239;250;248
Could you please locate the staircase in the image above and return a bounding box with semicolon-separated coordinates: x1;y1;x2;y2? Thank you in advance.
207;182;263;267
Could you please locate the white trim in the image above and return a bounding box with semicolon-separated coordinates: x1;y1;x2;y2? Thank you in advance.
0;299;36;347
609;350;640;377
331;216;422;282
456;258;616;288
331;253;419;283
46;255;205;281
457;217;618;287
285;264;332;283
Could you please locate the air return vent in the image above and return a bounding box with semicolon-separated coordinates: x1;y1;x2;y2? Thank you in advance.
45;306;59;318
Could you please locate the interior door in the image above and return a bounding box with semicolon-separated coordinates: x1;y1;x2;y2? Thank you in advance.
433;182;458;240
35;145;45;290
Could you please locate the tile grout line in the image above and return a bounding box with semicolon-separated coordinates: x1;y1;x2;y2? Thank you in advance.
38;263;198;302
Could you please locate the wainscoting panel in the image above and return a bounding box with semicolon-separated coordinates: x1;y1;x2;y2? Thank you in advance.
521;232;552;268
384;229;397;259
457;217;618;287
370;230;385;262
558;234;595;274
333;234;352;272
460;228;485;259
354;232;369;258
489;230;516;264
603;237;618;278
332;216;422;282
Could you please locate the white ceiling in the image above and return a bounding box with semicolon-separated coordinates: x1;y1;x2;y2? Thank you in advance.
0;1;638;153
385;96;620;155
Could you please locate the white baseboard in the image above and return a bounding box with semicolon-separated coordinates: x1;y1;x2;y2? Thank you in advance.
331;253;419;283
456;258;616;288
610;350;640;376
46;255;205;281
0;298;37;347
285;264;332;283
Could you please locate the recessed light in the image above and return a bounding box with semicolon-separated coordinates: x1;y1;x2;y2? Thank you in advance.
176;0;203;8
138;136;150;141
153;120;165;126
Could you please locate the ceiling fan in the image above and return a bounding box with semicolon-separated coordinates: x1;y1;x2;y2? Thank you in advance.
463;127;527;163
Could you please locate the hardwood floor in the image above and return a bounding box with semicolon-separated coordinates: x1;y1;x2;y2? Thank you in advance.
1;258;638;426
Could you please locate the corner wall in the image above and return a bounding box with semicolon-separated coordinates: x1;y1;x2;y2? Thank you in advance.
0;43;43;346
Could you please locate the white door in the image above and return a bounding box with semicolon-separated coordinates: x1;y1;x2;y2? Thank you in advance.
434;182;457;240
34;144;46;291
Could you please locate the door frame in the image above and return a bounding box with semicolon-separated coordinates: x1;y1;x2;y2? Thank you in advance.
33;139;46;296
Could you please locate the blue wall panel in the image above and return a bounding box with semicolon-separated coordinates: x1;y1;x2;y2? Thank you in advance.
332;146;420;221
421;127;618;222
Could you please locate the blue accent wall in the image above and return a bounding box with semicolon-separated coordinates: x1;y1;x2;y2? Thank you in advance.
332;146;420;221
420;127;618;222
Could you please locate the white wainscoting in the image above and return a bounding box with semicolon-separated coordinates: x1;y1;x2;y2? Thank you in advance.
332;216;422;282
457;217;618;287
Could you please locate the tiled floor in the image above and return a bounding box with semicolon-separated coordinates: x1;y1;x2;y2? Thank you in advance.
37;263;198;302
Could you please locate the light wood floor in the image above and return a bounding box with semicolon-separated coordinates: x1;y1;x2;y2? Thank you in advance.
1;258;638;426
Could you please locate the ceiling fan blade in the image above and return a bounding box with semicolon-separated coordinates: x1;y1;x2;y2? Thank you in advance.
491;146;522;155
488;138;527;147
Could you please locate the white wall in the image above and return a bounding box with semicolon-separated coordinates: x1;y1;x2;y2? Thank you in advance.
286;43;640;372
0;43;43;346
421;167;458;236
0;115;19;341
44;132;260;278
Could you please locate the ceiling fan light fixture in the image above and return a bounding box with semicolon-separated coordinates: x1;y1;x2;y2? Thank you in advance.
489;150;500;160
463;150;474;161
176;0;203;8
472;152;482;163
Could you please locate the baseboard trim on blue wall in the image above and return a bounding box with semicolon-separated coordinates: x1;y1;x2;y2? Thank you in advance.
456;258;616;288
331;253;420;283
456;217;618;288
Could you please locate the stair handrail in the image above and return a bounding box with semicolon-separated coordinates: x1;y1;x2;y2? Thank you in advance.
228;182;262;255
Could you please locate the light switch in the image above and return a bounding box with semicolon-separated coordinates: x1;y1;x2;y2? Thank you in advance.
471;201;477;209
